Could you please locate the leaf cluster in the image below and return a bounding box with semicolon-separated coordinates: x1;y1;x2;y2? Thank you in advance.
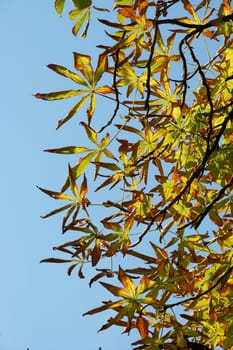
36;0;233;349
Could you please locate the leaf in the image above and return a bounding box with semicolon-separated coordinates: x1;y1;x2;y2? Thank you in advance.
209;209;223;226
80;122;97;144
72;0;92;11
94;54;108;85
73;52;93;83
61;152;96;192
91;239;101;266
47;64;88;86
56;94;89;129
150;55;169;74
55;0;66;16
95;173;122;191
136;316;149;339
93;161;120;172
37;186;73;201
41;257;71;263
118;267;135;296
34;89;84;101
40;203;73;219
68;164;79;198
44;146;90;154
70;9;89;37
100;281;123;297
181;0;200;23
95;85;116;94
67;263;78;276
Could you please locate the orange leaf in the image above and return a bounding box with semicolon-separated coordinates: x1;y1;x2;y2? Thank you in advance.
119;7;137;21
91;239;101;266
73;52;93;83
181;0;199;23
80;174;88;201
221;0;233;15
136;316;149;339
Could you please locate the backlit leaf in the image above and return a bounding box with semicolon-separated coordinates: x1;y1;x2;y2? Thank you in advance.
56;94;89;129
47;64;88;86
37;186;73;201
73;52;93;83
44;146;90;154
34;89;84;101
80;122;97;144
61;151;96;192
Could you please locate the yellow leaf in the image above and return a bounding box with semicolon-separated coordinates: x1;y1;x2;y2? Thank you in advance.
118;267;135;296
181;0;200;23
80;122;97;144
73;52;93;83
150;55;169;74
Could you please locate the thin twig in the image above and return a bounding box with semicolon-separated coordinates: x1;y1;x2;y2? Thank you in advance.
163;264;233;311
98;32;126;133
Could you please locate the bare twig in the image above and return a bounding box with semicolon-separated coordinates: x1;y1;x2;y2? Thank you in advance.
98;32;126;133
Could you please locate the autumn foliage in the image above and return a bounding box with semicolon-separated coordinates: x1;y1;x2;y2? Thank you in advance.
35;0;233;349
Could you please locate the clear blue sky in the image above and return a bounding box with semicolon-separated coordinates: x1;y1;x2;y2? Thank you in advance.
1;1;136;349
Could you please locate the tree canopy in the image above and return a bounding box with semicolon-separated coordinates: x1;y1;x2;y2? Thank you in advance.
35;0;233;349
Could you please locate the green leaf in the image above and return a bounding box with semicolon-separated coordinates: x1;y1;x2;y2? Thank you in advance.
72;0;92;11
93;161;121;172
55;0;66;16
80;10;90;38
71;9;89;37
150;55;170;74
61;151;96;192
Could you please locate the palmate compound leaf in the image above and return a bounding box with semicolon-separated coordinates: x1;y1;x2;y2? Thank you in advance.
35;53;114;128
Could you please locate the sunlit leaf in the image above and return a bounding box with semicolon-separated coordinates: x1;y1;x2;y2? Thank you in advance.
47;64;88;86
80;122;97;144
94;54;108;85
44;146;90;154
56;94;89;129
61;151;96;192
37;186;73;201
34;89;84;101
150;56;169;74
73;52;93;83
40;1;233;347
